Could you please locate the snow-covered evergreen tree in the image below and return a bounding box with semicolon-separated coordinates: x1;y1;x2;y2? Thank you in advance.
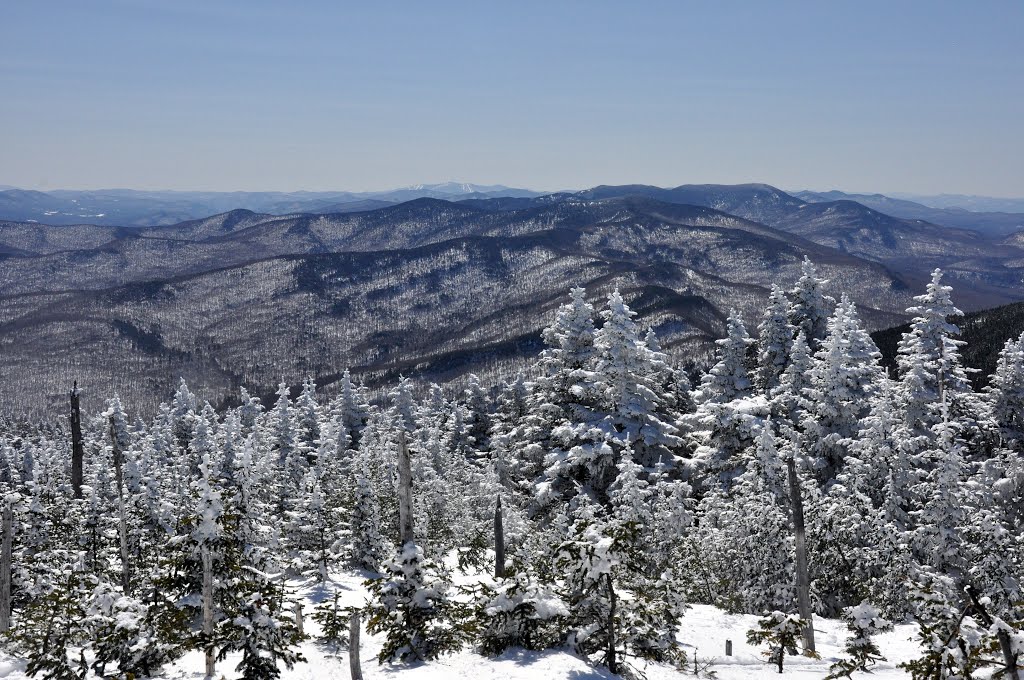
591;289;683;468
788;256;833;350
693;311;753;406
895;269;989;459
364;541;464;662
349;449;390;572
987;331;1024;443
553;495;684;674
802;296;884;483
514;287;600;493
756;284;796;392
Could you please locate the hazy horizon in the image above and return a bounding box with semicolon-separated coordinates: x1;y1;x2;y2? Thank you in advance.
3;1;1022;196
4;182;1024;203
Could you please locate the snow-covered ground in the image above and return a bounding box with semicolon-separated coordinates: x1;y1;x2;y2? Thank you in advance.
0;567;924;680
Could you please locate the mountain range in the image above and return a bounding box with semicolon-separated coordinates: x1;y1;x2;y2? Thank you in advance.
1;182;1023;417
0;182;543;227
795;190;1024;237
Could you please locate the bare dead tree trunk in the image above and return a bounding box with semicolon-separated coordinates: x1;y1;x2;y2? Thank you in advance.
110;417;131;594
0;497;12;634
494;495;505;579
70;382;84;499
396;430;414;546
349;611;363;680
787;455;815;654
966;585;1020;680
605;572;617;674
294;601;304;637
202;546;215;678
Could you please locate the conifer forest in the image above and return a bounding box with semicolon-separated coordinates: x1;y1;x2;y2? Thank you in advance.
0;259;1021;679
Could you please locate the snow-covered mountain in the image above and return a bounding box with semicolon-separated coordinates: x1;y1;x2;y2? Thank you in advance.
2;184;1024;415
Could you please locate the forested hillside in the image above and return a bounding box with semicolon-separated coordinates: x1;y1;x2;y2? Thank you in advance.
0;261;1020;679
0;197;919;417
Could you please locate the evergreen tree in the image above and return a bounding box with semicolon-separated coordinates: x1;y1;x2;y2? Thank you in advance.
328;369;372;449
693;311;753;406
213;584;307;680
235;386;265;436
364;541;464;662
592;290;683;468
692;419;795;613
513;287;600;487
295;377;321;456
349;449;390;572
86;582;183;678
14;569;91;680
802;296;884;484
470;566;567;656
895;269;989;459
554;495;684;674
910;409;966;575
788;256;833;350
987;331;1024;443
462;373;491;455
747;611;808;673
771;330;813;430
756;285;796;392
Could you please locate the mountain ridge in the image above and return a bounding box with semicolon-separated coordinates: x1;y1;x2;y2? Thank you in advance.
0;195;919;416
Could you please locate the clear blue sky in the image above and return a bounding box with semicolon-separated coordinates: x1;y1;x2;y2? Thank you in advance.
2;1;1021;195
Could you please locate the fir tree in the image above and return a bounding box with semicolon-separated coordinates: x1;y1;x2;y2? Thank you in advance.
788;256;833;351
802;296;884;484
895;269;989;458
826;602;892;678
592;290;683;468
554;495;684;674
349;450;390;572
747;611;808;673
214;582;307;680
757;285;796;392
363;541;464;662
693;311;753;406
987;331;1024;443
469;560;567;656
514;287;599;487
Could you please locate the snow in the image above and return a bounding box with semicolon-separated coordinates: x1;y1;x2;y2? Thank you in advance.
0;570;926;680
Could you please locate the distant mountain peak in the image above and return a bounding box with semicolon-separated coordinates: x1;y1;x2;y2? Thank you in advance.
401;181;519;195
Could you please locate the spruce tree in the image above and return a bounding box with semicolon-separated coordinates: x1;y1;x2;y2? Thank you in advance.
349;449;390;572
747;611;807;673
802;296;884;484
592;290;683;468
364;541;464;662
788;256;833;351
693;311;753;406
895;269;989;459
757;285;796;392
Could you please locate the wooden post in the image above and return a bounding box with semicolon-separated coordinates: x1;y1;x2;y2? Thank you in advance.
294;601;304;637
0;496;12;634
725;639;732;656
349;611;363;680
786;455;815;654
202;546;215;678
70;383;84;499
396;430;414;546
110;417;131;594
494;495;506;579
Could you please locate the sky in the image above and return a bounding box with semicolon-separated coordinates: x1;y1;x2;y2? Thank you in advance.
1;1;1022;196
